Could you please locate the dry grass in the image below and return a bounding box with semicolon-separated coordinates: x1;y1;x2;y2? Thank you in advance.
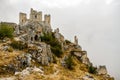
0;51;23;66
0;42;113;80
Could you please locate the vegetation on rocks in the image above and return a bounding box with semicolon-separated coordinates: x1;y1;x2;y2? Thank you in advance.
65;55;75;70
88;65;97;74
41;33;63;57
0;23;14;39
10;40;28;50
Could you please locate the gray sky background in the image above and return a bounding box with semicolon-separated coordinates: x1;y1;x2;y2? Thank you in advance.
0;0;120;79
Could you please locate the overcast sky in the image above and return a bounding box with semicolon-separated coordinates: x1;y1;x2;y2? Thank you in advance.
0;0;120;79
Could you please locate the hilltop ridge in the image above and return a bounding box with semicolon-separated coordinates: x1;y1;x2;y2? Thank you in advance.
0;8;114;80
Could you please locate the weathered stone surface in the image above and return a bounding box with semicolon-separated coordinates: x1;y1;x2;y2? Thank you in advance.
61;56;68;68
17;8;52;43
54;28;64;43
97;66;107;75
71;50;91;66
2;45;9;51
25;53;32;66
39;43;53;65
27;43;53;65
74;36;78;45
15;66;44;76
0;77;16;80
82;74;95;80
81;53;91;66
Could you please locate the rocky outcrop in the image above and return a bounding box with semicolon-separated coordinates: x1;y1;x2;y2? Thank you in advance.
28;42;53;65
54;28;64;43
82;74;95;80
15;66;44;76
0;41;53;74
70;49;91;66
97;65;107;75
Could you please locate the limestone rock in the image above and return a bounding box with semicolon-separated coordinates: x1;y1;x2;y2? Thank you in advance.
81;53;91;66
27;43;53;66
54;28;64;43
0;77;16;80
15;66;44;76
74;36;78;45
82;74;95;80
97;66;107;75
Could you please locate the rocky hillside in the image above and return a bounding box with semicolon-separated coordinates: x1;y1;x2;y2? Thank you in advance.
0;33;114;80
0;9;114;80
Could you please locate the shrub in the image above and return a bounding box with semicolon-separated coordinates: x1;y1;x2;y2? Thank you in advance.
7;47;13;52
65;55;74;70
51;46;63;57
0;23;14;39
40;33;63;57
10;40;28;50
52;55;57;64
88;65;97;74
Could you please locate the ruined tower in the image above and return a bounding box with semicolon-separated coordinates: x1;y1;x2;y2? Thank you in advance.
44;14;51;24
30;8;42;22
19;13;27;25
74;36;78;45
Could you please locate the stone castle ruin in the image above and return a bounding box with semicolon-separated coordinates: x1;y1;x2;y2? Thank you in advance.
19;8;50;25
17;8;52;43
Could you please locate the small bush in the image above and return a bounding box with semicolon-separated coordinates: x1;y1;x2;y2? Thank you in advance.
51;46;63;57
88;65;97;74
10;40;28;50
7;47;13;52
65;55;74;70
0;23;14;39
52;54;57;63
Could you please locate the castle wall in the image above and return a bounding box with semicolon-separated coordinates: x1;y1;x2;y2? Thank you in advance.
19;13;27;25
19;8;51;25
30;8;42;22
44;14;50;24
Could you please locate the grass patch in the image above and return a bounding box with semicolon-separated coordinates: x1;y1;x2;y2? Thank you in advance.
10;40;28;50
0;23;14;39
88;65;97;74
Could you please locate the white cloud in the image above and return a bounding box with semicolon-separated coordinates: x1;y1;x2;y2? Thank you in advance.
9;0;19;4
106;0;114;4
41;0;82;8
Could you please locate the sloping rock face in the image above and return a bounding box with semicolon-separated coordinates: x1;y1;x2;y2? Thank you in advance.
0;42;53;75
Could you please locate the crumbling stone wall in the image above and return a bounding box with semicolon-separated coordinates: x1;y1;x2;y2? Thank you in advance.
19;13;27;25
30;8;42;22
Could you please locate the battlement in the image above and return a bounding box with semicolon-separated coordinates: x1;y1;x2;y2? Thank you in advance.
44;14;51;24
30;8;42;22
19;8;51;25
